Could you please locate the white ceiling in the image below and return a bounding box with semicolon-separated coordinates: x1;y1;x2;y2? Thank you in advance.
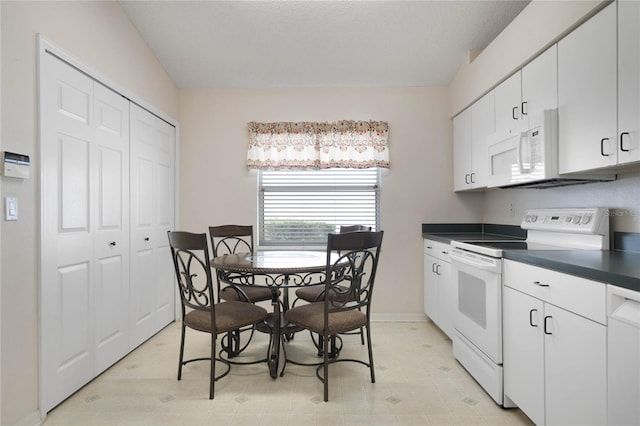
119;0;530;89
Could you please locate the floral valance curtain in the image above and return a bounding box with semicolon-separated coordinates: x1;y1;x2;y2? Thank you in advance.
246;120;389;170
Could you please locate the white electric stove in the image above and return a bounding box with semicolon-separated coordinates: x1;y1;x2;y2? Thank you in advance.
448;208;610;406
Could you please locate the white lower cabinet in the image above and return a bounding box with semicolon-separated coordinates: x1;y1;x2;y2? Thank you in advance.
503;260;607;425
423;239;454;338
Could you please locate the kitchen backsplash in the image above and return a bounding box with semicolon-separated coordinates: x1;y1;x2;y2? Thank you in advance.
482;168;640;233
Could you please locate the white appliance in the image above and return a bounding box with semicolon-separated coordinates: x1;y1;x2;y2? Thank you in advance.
449;207;610;406
487;109;615;188
607;284;640;425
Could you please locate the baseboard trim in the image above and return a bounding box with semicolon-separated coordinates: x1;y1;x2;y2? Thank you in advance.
371;313;427;322
12;410;42;426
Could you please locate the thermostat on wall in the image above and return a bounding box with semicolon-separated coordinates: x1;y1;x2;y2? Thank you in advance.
2;151;30;179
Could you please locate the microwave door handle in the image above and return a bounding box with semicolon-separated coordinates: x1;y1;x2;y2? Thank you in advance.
517;132;531;173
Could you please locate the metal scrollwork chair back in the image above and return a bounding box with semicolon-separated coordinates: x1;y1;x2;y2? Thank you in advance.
293;225;372;348
208;225;276;357
284;230;384;401
168;231;268;399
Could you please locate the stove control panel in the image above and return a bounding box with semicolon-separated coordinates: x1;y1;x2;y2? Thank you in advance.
521;208;609;235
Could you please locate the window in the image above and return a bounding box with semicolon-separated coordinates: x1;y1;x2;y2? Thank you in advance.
258;168;380;247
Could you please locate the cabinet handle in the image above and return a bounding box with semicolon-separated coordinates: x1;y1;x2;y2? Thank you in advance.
432;263;437;273
465;174;470;184
436;264;441;275
144;237;150;242
600;138;611;156
529;309;538;327
544;316;553;335
109;241;117;247
521;101;528;116
620;132;630;152
441;250;448;255
426;246;433;249
512;106;519;120
533;281;549;287
470;172;476;184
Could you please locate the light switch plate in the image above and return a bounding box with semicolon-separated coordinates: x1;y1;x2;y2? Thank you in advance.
5;196;18;221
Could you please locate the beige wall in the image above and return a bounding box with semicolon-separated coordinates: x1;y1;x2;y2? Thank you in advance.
178;87;484;319
0;1;178;424
449;0;608;117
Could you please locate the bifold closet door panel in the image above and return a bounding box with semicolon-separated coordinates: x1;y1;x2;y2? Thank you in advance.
41;52;96;414
129;103;175;349
93;83;131;374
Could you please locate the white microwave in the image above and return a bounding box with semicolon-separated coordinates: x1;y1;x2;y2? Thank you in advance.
487;109;614;188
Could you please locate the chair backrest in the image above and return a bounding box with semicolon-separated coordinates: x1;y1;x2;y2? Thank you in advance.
209;225;254;257
168;231;215;317
324;231;384;314
339;225;372;233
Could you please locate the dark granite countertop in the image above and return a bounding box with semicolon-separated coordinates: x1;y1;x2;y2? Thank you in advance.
422;232;525;244
503;249;640;293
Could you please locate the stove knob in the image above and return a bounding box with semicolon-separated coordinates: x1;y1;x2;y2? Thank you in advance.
565;216;572;223
582;214;592;224
572;215;581;224
532;215;537;222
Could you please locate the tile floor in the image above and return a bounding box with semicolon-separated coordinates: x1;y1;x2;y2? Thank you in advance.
43;321;534;425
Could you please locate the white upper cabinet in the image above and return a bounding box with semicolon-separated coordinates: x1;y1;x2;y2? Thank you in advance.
495;45;558;138
453;107;472;191
470;91;495;188
618;0;640;165
495;72;524;136
453;91;495;192
558;2;617;173
521;45;558;126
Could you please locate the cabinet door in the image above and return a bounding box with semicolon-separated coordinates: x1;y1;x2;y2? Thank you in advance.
558;2;617;173
494;72;523;136
618;0;640;165
470;91;495;188
503;287;545;426
522;44;558;126
544;304;607;426
436;261;454;339
423;253;438;322
453;108;472;191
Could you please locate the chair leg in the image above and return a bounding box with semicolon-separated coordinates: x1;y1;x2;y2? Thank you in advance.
210;332;216;399
178;322;186;380
323;333;329;402
359;327;365;345
366;325;375;383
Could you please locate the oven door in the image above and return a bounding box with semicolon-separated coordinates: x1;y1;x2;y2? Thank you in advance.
450;250;503;364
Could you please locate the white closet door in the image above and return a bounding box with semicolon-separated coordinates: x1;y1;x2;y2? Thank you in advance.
129;104;175;348
152;117;176;330
41;53;96;413
93;83;131;373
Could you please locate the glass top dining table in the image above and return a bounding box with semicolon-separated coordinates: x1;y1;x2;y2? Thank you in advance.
211;250;338;378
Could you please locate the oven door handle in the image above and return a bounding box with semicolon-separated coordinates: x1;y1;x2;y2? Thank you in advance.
450;253;499;272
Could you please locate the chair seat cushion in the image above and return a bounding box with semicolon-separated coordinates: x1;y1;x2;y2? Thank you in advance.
184;302;268;334
284;302;367;335
295;285;352;303
220;285;276;302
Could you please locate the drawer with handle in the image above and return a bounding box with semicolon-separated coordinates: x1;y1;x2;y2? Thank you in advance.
503;259;606;324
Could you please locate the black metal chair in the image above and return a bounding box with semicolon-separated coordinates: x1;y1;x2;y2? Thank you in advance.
208;225;277;357
208;225;273;303
168;231;268;399
293;225;372;350
284;230;384;401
